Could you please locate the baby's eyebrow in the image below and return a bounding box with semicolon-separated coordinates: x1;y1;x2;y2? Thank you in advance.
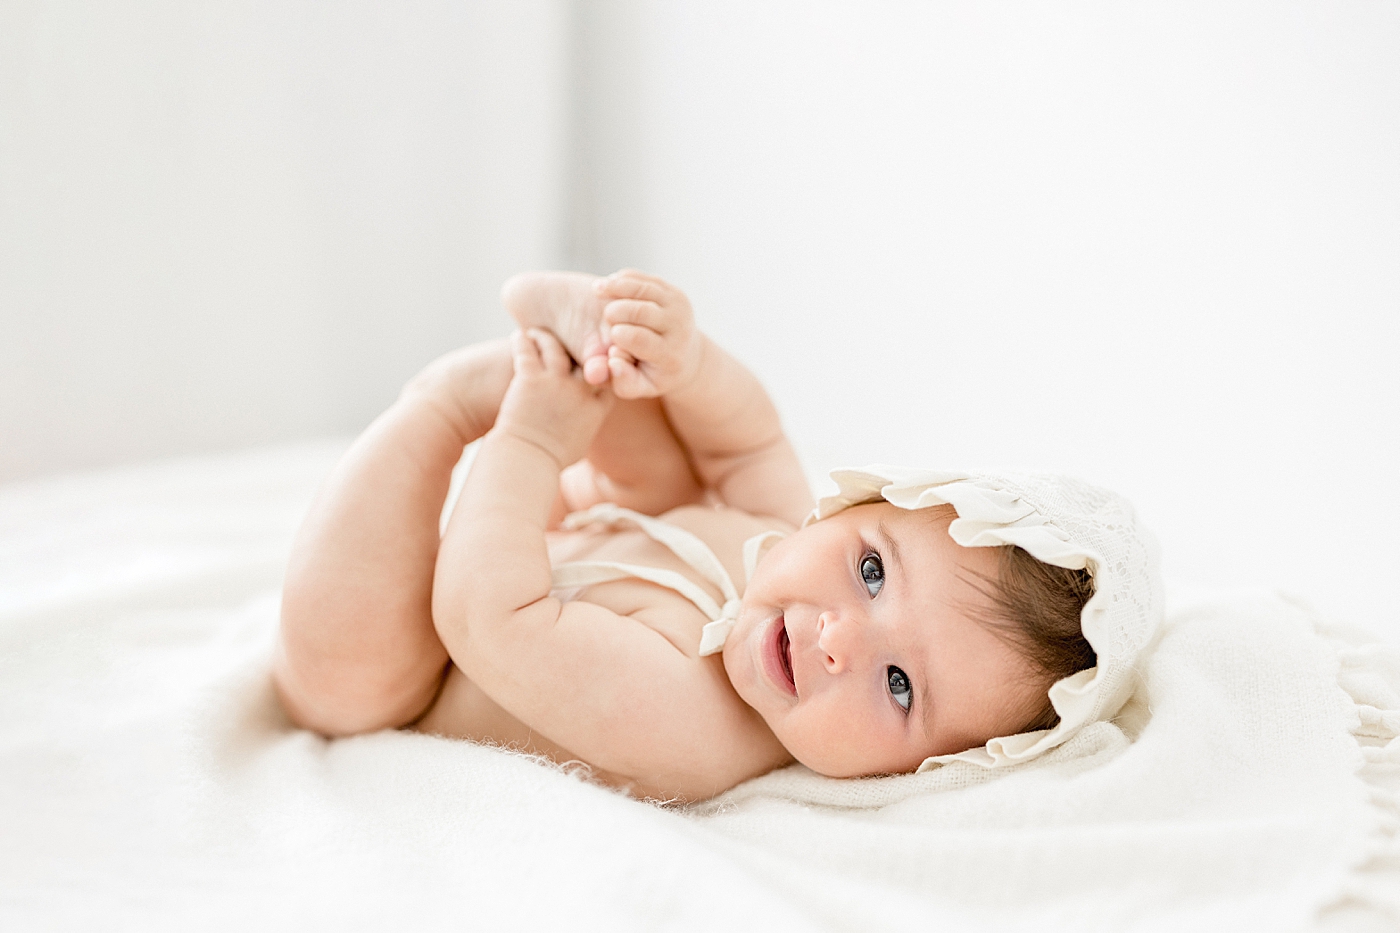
876;521;903;575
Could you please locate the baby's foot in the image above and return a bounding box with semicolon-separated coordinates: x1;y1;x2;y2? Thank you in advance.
500;272;611;385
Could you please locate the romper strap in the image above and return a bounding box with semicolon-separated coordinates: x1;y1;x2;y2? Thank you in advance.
550;560;725;622
553;502;785;657
561;503;740;604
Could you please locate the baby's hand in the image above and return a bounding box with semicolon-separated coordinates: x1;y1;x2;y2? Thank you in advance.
594;270;704;399
495;328;614;469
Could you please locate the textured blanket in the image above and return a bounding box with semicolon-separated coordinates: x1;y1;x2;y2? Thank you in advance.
1;443;1395;931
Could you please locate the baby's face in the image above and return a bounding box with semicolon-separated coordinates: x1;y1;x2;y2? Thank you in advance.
723;502;1049;777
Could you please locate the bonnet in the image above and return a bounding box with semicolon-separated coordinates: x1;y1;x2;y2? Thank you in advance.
809;465;1163;770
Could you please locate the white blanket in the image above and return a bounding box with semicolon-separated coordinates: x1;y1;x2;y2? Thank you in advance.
2;443;1396;931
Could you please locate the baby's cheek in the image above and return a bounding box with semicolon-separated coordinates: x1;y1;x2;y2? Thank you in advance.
774;707;827;766
791;704;884;777
720;630;758;701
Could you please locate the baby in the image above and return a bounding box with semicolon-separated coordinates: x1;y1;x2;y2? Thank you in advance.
273;270;1107;802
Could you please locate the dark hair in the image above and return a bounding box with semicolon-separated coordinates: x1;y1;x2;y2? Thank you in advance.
963;546;1097;733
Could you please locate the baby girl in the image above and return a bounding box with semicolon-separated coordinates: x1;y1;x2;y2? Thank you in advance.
274;270;1142;802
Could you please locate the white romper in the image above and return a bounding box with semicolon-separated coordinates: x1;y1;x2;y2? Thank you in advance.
549;502;783;656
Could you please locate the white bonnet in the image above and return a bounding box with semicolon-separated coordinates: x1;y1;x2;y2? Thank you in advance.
807;465;1163;770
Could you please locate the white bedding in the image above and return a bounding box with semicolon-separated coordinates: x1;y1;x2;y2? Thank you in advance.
2;442;1396;931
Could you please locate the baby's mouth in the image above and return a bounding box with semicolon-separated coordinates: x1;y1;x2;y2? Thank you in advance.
763;613;797;698
777;619;795;695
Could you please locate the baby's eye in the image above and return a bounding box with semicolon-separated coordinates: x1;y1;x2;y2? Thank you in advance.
887;666;912;712
859;553;884;598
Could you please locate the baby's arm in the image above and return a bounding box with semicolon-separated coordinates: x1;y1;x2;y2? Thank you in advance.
598;271;815;528
434;329;772;800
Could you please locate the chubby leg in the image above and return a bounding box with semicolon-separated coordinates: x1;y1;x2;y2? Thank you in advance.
504;271;705;515
274;340;512;736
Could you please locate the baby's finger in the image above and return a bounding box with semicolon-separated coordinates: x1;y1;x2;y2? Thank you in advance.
510;329;542;373
609;267;676;289
582;354;611;386
609;322;666;362
603;299;669;333
594;274;671;306
527;328;572;376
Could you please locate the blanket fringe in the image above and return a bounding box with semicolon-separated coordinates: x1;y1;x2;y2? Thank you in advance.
1314;622;1400;930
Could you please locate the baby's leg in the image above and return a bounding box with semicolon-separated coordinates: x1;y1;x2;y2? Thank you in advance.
504;271;704;516
275;340;512;736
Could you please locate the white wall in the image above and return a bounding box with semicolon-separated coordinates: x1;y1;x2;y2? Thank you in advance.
572;2;1400;641
0;0;569;480
6;2;1397;644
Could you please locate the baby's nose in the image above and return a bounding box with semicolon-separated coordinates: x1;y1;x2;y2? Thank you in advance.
815;610;861;674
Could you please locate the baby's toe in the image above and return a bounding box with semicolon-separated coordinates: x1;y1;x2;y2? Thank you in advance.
582;354;611;386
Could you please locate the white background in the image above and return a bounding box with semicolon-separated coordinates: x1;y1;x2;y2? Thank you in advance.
3;1;1397;641
1;1;571;476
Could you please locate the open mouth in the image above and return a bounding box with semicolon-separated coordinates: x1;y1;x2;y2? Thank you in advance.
767;615;797;697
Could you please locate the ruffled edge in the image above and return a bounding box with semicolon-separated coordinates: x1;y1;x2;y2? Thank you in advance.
806;465;1131;770
1312;615;1400;927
